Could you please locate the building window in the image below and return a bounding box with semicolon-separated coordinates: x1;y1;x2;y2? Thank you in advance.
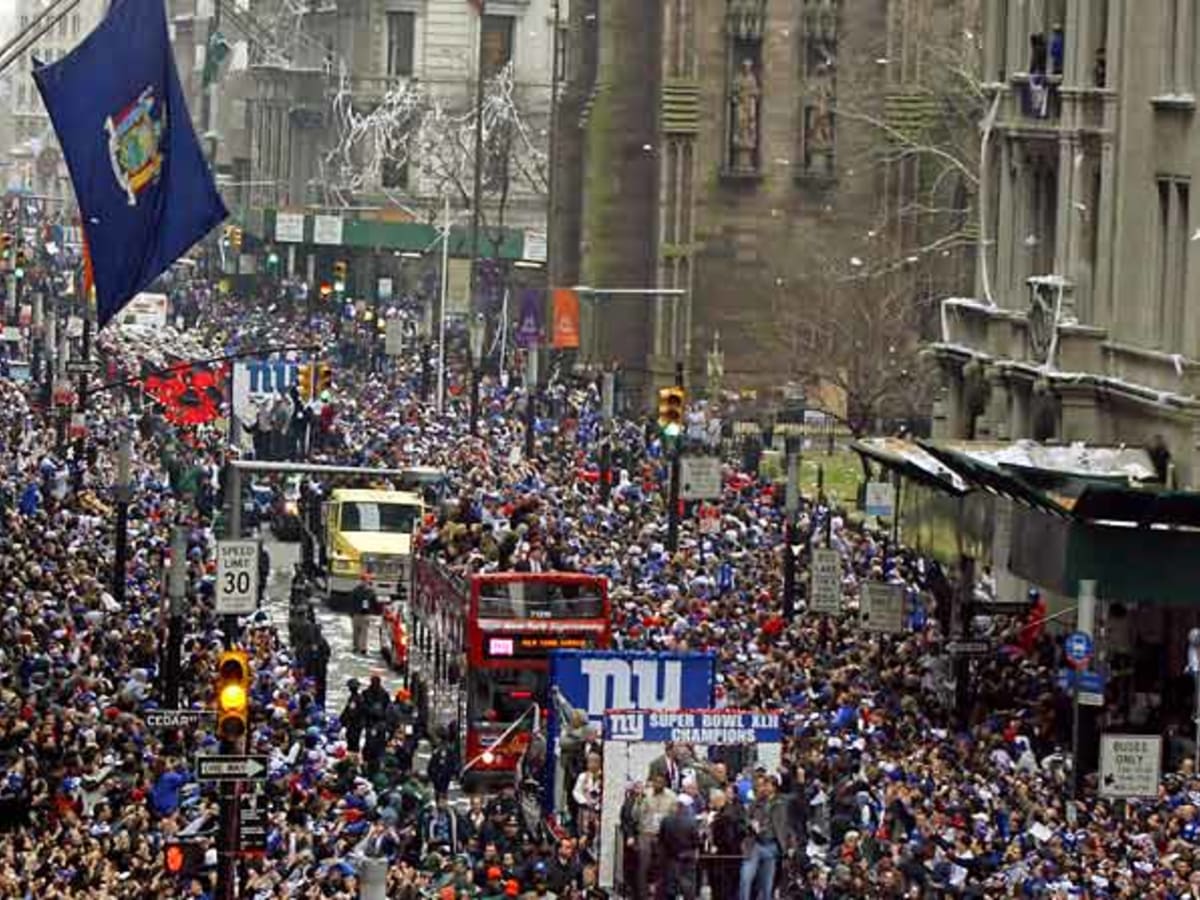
71;13;79;36
382;156;408;189
1157;177;1190;349
386;11;414;77
57;16;66;37
16;83;25;107
19;15;27;30
1164;0;1195;94
481;14;514;79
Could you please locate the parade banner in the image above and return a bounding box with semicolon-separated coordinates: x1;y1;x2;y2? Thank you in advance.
548;650;716;727
515;288;544;348
34;0;227;327
603;708;781;744
231;360;303;422
546;650;715;820
551;288;580;348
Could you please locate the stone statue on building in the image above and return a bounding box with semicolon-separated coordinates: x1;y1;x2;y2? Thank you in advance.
807;72;835;156
730;58;761;171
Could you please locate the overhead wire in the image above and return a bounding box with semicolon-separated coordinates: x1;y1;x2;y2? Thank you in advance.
0;0;84;77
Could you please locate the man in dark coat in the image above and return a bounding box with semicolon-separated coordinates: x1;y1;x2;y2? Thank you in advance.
660;795;701;899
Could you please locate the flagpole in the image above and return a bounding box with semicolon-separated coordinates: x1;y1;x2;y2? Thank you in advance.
436;194;449;415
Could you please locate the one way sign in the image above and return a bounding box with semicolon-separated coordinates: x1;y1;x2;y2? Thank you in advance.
196;755;268;782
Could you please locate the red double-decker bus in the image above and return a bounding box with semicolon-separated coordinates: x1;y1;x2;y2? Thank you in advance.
408;559;611;789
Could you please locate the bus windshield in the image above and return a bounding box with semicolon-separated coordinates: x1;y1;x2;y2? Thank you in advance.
469;668;543;724
340;502;419;533
477;580;605;620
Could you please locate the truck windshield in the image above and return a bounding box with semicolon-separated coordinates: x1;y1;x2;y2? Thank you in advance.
340;502;419;533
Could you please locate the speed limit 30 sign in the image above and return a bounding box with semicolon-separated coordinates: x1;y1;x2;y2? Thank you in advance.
216;540;260;615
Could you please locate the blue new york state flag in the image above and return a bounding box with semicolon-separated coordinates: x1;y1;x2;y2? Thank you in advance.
33;0;227;328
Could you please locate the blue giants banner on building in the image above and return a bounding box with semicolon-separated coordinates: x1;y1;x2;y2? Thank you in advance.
548;650;716;726
604;709;782;744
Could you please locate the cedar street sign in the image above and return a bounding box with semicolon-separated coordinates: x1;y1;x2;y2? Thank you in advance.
146;709;216;729
196;755;268;782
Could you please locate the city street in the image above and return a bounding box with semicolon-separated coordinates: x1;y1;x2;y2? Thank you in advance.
258;531;449;788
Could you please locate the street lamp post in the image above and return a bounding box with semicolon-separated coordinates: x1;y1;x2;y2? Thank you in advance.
468;314;486;435
163;525;187;709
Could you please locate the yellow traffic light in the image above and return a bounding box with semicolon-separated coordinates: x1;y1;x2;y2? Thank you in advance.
0;233;11;259
657;386;685;433
214;649;250;743
316;362;333;395
297;363;313;400
333;260;348;281
230;227;243;253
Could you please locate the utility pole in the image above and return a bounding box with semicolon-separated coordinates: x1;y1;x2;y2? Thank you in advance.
466;0;487;357
112;430;132;609
71;314;90;493
666;361;683;553
163;525;187;708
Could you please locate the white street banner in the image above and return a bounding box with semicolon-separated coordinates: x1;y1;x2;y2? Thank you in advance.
810;548;843;614
385;318;404;356
312;214;344;246
1099;734;1162;799
522;230;547;263
860;581;904;633
274;212;304;243
864;481;896;518
680;456;722;500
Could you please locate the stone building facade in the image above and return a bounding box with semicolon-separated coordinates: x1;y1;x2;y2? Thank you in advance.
561;0;980;404
1;0;107;202
931;0;1200;485
169;0;556;229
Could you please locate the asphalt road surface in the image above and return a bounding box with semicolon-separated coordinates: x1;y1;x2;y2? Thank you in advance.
259;532;459;797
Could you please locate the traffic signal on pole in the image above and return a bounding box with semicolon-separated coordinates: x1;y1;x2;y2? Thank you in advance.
0;233;10;260
297;363;313;400
229;226;243;253
214;649;250;743
164;841;204;877
657;386;685;434
316;362;333;395
332;260;347;288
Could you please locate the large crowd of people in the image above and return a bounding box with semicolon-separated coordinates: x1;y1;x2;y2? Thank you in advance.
0;271;1193;900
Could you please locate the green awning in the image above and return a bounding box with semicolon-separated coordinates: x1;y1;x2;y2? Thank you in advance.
1071;484;1200;529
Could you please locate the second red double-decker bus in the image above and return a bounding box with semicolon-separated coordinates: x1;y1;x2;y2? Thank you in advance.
408;559;611;790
